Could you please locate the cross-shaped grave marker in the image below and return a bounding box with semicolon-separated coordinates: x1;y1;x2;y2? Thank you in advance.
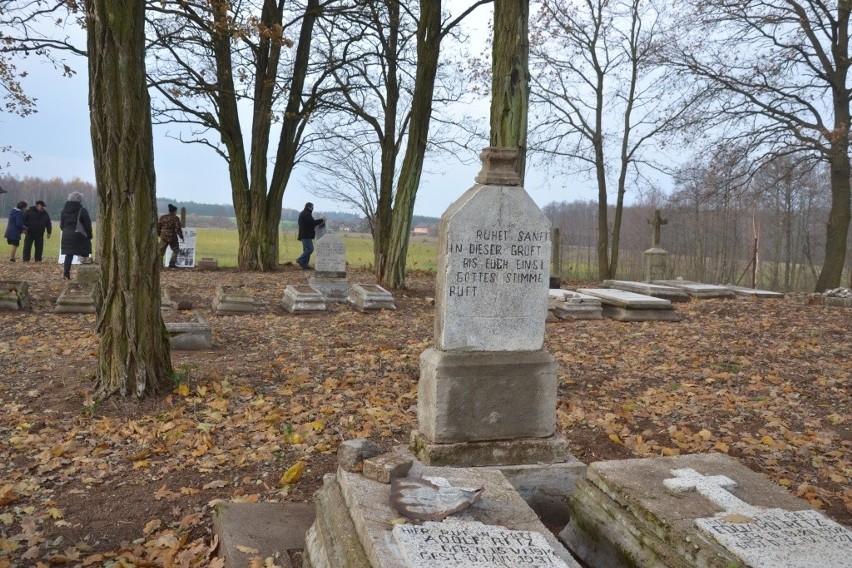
663;467;760;517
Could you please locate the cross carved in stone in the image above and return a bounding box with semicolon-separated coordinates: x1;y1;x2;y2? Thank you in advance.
647;209;668;247
663;468;760;516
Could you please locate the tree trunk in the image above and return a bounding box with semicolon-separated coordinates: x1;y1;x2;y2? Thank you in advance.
490;0;529;183
87;0;173;398
815;140;851;291
382;0;441;289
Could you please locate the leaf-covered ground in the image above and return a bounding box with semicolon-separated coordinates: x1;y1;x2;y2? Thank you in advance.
0;261;849;567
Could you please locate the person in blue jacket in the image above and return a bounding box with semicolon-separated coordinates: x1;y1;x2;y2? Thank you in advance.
4;201;27;262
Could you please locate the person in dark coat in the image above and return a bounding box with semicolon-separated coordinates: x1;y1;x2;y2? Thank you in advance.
59;192;93;280
296;202;325;269
4;201;27;262
22;200;52;262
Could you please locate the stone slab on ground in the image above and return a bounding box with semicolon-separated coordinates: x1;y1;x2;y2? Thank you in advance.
825;296;852;308
308;276;350;302
283;284;327;313
315;462;580;568
410;430;570;469
576;288;674;310
349;283;396;311
165;312;213;350
652;279;736;299
725;285;785;298
601;305;682;322
213;502;315;568
548;289;603;320
55;283;97;314
602;280;690;303
213;285;257;315
0;281;30;311
197;257;218;270
560;453;852;568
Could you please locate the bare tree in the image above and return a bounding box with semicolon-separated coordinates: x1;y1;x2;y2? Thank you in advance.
145;0;334;270
529;0;688;279
665;0;850;291
87;0;173;398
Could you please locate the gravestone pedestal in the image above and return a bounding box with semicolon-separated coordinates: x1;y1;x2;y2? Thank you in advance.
414;148;567;468
55;283;97;313
0;281;30;311
213;285;257;315
282;284;327;312
642;247;670;282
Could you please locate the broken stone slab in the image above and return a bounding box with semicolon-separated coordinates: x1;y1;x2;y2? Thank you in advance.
576;288;674;310
213;285;257;315
824;287;852;308
0;281;30;311
725;285;785;298
197;257;218;271
548;289;603;320
282;284;327;313
560;453;852;568
318;462;580;568
601;306;682;322
362;452;413;484
213;502;315;568
652;279;736;299
825;296;852;308
55;283;97;314
348;283;396;311
165;312;212;350
602;280;690;303
338;439;383;472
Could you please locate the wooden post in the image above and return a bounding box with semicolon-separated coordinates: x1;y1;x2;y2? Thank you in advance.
550;227;562;288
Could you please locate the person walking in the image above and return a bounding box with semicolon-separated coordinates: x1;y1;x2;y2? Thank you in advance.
157;204;184;269
59;192;93;280
296;202;325;269
4;201;27;262
22;200;52;262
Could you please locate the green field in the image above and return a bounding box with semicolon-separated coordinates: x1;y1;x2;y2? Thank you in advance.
34;227;439;271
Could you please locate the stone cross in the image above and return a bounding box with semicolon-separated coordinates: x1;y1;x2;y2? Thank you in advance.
664;468;759;516
647;209;668;247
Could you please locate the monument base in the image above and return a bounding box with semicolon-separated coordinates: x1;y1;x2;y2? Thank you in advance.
410;430;570;467
418;348;558;444
642;247;669;282
308;275;350;302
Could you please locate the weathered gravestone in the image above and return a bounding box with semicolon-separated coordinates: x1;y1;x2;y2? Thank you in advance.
560;453;852;568
412;147;568;467
212;285;257;315
602;279;690;303
577;288;680;322
164;311;213;350
548;289;603;320
197;257;218;271
643;210;671;282
161;286;174;311
0;281;30;311
55;283;97;314
282;284;327;313
725;285;785;299
309;233;350;301
303;457;581;568
348;283;396;311
652;279;736;299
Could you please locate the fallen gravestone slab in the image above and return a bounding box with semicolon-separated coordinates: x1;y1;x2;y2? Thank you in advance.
548;289;603;320
652;279;736;299
725;285;785;299
213;285;257;315
165;311;212;350
561;453;852;568
602;280;690;303
55;283;97;314
348;283;396;311
577;288;680;322
0;281;30;311
197;257;218;271
282;284;327;313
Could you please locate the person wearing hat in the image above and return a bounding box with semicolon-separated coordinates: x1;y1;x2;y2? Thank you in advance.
22;200;52;262
296;202;325;269
157;204;184;269
4;201;27;262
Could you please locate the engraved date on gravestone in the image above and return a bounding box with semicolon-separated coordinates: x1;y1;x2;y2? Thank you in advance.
446;230;550;298
393;521;569;568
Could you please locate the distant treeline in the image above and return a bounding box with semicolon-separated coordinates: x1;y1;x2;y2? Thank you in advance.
1;175;440;228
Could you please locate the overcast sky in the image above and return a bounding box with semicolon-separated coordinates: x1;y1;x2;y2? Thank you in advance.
0;2;610;217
